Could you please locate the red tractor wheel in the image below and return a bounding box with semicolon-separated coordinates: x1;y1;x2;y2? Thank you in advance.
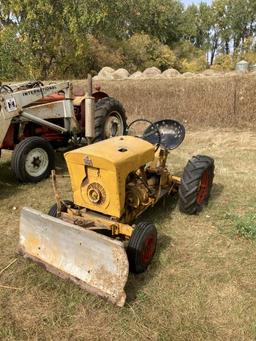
179;155;215;214
126;222;157;274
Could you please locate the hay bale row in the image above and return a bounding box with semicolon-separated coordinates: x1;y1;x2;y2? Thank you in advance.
93;66;243;81
94;66;183;80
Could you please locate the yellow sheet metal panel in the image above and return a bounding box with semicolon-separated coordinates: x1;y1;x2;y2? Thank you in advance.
65;136;155;218
65;136;154;170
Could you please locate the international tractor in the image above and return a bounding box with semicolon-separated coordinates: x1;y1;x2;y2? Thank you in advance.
0;76;126;182
18;119;215;306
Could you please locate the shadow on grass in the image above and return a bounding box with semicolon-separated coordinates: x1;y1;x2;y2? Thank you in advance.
55;152;68;175
125;184;222;303
55;141;89;174
125;196;177;303
0;151;69;200
211;183;224;202
0;160;22;199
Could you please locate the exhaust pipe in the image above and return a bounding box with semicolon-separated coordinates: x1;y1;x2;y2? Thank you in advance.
85;74;95;142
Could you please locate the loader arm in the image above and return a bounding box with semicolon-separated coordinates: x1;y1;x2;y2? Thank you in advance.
0;82;75;147
10;81;72;108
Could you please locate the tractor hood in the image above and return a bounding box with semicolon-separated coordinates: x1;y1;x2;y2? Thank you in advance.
65;135;155;170
64;136;155;218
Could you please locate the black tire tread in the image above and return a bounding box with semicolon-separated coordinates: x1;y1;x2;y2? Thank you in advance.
93;97;127;142
127;221;157;274
179;155;214;214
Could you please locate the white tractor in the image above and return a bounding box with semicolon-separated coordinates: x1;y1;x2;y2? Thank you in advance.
0;76;127;182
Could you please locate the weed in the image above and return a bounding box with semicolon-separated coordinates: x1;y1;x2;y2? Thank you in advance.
235;213;256;240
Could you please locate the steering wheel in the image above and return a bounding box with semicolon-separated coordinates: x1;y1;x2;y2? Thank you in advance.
126;118;161;151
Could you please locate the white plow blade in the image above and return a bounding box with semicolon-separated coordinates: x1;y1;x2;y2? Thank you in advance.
18;207;129;307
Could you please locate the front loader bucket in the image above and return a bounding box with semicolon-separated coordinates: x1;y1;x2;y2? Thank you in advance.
18;207;129;307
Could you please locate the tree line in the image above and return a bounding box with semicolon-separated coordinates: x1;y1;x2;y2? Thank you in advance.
1;0;256;80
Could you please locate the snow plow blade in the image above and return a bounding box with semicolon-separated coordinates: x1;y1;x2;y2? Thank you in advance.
18;207;129;307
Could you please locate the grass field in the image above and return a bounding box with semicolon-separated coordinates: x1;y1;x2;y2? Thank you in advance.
1;128;256;340
73;75;256;130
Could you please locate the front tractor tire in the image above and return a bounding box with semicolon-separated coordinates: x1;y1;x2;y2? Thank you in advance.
94;97;127;142
179;155;214;214
127;222;157;274
11;136;55;183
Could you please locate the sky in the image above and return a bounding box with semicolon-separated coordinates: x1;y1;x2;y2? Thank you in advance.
183;0;212;4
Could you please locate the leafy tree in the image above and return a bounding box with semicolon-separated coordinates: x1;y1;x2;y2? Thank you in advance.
211;54;234;71
85;35;125;73
2;0;256;80
126;0;184;44
0;25;31;80
125;33;176;71
180;55;207;72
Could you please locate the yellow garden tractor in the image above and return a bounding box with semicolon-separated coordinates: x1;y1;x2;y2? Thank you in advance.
18;119;214;306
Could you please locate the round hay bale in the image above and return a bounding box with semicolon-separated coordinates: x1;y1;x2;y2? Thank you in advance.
98;73;114;80
182;72;194;77
112;68;129;80
202;69;217;76
153;74;165;79
98;66;115;79
162;68;180;78
143;67;161;78
92;75;100;80
129;71;143;79
226;71;238;76
194;73;206;78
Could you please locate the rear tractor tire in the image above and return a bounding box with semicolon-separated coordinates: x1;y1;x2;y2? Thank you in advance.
126;222;157;274
48;200;74;218
11;136;55;183
94;97;127;142
179;155;214;214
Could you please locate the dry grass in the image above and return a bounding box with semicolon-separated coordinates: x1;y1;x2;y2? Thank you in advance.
73;74;256;130
1;128;256;340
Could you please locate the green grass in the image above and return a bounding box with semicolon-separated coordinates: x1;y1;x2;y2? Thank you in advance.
235;213;256;240
1;128;256;340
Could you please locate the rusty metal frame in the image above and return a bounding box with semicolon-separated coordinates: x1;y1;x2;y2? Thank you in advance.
62;210;134;238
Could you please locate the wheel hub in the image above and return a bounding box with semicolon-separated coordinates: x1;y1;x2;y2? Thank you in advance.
25;148;49;177
141;235;156;264
197;170;210;205
104;112;124;138
31;156;41;168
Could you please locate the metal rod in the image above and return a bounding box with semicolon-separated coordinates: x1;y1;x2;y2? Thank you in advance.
51;170;62;215
85;74;95;140
21;111;68;133
87;74;92;97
